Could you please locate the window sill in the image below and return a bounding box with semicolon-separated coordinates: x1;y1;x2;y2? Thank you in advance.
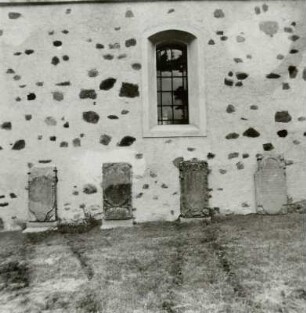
143;124;206;138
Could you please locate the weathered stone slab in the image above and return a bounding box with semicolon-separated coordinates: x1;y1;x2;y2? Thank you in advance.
179;160;209;218
28;167;58;222
255;155;287;214
102;163;132;220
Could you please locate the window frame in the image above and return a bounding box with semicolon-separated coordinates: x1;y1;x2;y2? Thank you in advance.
142;26;207;138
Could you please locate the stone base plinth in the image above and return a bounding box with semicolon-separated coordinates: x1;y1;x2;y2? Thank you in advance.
23;221;58;233
101;219;134;230
179;216;211;224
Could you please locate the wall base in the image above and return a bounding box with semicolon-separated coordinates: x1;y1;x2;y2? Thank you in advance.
101;219;134;230
23;221;58;233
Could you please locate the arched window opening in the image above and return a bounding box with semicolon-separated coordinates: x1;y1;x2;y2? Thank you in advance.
156;43;189;125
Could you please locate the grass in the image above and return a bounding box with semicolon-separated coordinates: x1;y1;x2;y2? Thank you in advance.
0;213;305;313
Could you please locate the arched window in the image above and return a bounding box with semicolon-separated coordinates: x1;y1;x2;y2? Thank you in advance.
142;27;206;137
156;43;189;125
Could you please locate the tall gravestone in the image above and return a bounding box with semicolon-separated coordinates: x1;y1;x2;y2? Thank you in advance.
28;167;58;222
179;160;209;218
254;155;287;214
102;163;133;220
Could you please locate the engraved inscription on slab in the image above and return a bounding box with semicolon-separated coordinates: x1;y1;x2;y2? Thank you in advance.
28;167;58;222
102;163;132;220
179;160;209;218
255;155;287;214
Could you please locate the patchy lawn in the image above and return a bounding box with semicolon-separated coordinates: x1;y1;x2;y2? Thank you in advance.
0;214;305;313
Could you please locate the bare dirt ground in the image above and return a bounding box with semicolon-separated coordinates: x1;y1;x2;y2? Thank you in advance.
0;213;305;313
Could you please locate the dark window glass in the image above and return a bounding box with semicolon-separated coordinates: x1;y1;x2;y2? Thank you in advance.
156;44;189;125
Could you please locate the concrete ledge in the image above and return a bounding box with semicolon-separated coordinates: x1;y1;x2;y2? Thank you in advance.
179;216;211;224
101;219;134;230
23;221;58;233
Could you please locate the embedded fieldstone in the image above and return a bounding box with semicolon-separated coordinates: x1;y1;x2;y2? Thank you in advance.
39;160;51;164
0;30;3;36
56;81;71;86
88;69;99;78
277;130;288;137
117;54;127;59
51;56;60;65
236;72;248;80
259;21;279;37
224;78;233;86
96;43;104;49
125;38;137;47
289;35;300;42
214;9;224;18
99;134;112;145
187;147;195;152
143;184;149;189
250;105;258;110
236;81;243;87
63;122;69;128
161;184;168;189
0;218;3;230
207;153;215;159
119;83;139;98
290;49;299;54
53;40;62;47
243;127;260;138
27;93;36;101
12;139;25;150
121;110;129;115
275;111;292;123
288;66;298;78
242;153;249;159
173;157;184;168
8;12;21;19
109;43;120;49
266;73;281;79
60;141;68;147
228;152;239;159
255;6;261;14
0;203;9;207
236;162;244;170
25;49;34;55
226;104;235;113
83;111;100;123
1;122;12;130
131;63;141;70
208;39;215;45
73;138;81;147
135;153;143;159
100;78;116;90
83;184;97;194
25;114;32;121
236;35;245;43
125;10;134;17
50;136;56;141
136;192;143;199
118;136;136;146
263;143;274;151
234;58;243;63
52;91;64;101
62;55;69;61
283;83;290;90
298;116;306;121
79;89;97;99
107;115;119;120
220;36;228;41
103;54;114;60
226;132;239;139
303;68;306;81
45;116;57;126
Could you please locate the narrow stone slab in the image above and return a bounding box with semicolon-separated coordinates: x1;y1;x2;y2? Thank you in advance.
255;155;287;214
28;167;58;222
102;163;133;220
179;217;211;224
101;219;133;230
23;221;58;233
179;160;209;218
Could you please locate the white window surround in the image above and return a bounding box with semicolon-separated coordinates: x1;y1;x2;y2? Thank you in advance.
142;24;207;138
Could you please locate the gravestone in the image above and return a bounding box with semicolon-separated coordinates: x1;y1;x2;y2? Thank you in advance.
179;160;209;218
28;167;58;222
254;155;287;214
102;163;132;220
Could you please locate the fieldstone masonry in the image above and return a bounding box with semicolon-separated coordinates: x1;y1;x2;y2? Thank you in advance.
255;155;287;215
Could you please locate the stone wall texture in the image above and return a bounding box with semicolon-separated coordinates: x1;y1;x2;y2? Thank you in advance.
0;0;306;230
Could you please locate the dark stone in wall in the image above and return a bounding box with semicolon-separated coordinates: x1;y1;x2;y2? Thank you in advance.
73;138;81;147
135;153;143;159
108;115;119;120
242;153;249;159
1;122;12;130
125;10;134;18
119;83;139;98
53;41;62;47
173;157;184;168
99;134;111;145
214;9;224;18
118;136;136;147
125;38;137;47
289;35;300;42
50;136;56;141
226;133;239;139
83;184;97;194
226;104;235;113
8;12;21;19
0;218;3;230
53;91;64;101
243;127;260;138
96;43;104;49
51;56;60;66
63;122;69;128
303;68;306;81
263;143;274;151
56;81;71;86
88;69;99;78
79;89;97;99
0;203;9;207
228;152;239;159
100;78;116;90
131;63;141;70
224;78;233;86
282;83;290;90
25;49;34;55
220;36;228;41
207;153;215;159
45;116;57;126
277;130;288;137
103;54;114;60
118;54;127;59
25;115;32;121
39;160;51;164
259;21;279;37
121;110;129;115
60;141;68;147
266;73;281;79
12;139;25;150
250;105;258;110
27;93;36;101
0;30;3;36
290;49;299;54
236;72;248;80
236;162;244;170
208;39;215;45
6;68;15;74
288;66;298;79
62;55;69;61
275;111;292;123
83;111;100;123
